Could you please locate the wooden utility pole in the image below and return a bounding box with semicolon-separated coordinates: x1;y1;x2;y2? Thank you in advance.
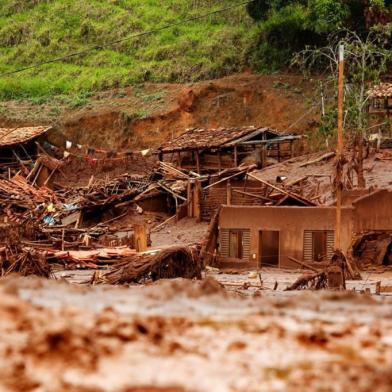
335;44;345;250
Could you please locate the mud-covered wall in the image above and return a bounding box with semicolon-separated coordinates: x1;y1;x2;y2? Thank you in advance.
219;205;354;268
353;190;392;233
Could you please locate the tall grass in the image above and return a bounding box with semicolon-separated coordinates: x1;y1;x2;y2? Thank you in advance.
0;0;259;102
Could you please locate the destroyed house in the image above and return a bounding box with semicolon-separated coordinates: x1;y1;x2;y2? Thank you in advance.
0;126;52;175
216;189;392;269
368;82;392;114
157;126;301;174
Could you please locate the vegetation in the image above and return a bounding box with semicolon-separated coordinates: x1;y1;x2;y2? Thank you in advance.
294;26;392;157
0;0;257;101
247;0;392;70
0;0;390;103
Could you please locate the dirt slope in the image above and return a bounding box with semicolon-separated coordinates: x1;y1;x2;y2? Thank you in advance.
0;73;320;150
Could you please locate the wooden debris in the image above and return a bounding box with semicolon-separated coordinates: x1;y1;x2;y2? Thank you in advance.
299;152;335;167
288;257;320;273
0;245;52;278
285;272;328;291
99;246;202;284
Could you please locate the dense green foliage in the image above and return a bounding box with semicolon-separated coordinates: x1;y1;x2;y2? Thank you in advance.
0;0;257;101
247;0;391;70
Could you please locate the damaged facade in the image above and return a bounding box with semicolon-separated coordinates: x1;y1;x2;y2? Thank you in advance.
216;189;392;269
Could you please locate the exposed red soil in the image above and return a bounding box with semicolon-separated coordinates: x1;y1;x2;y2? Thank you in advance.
0;73;320;151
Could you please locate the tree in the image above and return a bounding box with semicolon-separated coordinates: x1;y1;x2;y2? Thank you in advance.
246;0;271;21
293;27;392;187
246;0;391;70
307;0;350;34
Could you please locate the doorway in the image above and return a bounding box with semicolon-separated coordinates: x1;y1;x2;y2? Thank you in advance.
259;231;280;267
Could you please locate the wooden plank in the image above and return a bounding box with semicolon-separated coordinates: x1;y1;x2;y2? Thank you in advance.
226;181;232;206
194;180;202;221
195;150;200;174
232;189;271;202
289;256;320;273
134;224;148;252
204;166;255;190
299;152;335;167
247;173;315;206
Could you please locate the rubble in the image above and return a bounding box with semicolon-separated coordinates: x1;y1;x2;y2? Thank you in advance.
0;244;52;278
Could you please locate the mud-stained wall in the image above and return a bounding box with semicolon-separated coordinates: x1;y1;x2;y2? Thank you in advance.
353;190;392;233
219;205;354;268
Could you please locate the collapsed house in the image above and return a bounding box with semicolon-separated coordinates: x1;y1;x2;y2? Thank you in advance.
0;126;53;176
157;126;302;174
368;82;392;117
367;82;392;138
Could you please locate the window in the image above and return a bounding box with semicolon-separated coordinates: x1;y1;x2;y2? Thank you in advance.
220;228;250;260
229;230;243;259
312;231;327;261
304;230;334;262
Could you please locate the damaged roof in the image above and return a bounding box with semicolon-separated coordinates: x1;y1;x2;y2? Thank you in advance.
367;83;392;98
250;149;392;205
159;126;280;153
0;126;52;147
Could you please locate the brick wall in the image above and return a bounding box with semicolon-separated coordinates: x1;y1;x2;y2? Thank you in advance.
200;186;265;221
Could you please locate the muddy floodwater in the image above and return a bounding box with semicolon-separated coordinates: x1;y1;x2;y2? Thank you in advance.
1;275;392;392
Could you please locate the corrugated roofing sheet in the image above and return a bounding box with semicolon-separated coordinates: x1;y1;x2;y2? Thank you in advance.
160;126;279;152
367;83;392;98
0;126;52;147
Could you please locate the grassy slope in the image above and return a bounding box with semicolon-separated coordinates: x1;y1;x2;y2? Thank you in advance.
0;0;257;103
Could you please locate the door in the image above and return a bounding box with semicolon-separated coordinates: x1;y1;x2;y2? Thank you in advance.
259;231;280;267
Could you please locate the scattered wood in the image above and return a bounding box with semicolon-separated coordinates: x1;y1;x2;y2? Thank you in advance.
247;173;316;206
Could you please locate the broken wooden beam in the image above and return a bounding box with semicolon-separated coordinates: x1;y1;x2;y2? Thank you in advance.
288;257;320;273
299;152;335;167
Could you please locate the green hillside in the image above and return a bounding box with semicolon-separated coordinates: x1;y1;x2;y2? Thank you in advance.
0;0;257;102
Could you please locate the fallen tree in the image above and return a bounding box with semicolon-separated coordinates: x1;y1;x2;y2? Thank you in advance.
99;245;202;284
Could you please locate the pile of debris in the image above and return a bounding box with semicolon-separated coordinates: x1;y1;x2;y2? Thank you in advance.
352;232;392;269
0;244;52;278
94;246;202;284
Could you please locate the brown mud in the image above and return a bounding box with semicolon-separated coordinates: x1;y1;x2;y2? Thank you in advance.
1;276;392;392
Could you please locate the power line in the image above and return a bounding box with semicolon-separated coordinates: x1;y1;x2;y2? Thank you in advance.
0;0;255;78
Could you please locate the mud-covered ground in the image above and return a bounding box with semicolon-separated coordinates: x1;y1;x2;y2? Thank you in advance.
1;275;392;392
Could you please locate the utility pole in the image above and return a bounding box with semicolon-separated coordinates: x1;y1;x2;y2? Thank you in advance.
335;44;345;250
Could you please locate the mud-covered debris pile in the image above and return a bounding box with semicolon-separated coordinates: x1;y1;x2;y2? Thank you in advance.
95;245;202;284
0;244;52;278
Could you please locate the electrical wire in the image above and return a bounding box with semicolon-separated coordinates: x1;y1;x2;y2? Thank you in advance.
0;0;255;78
